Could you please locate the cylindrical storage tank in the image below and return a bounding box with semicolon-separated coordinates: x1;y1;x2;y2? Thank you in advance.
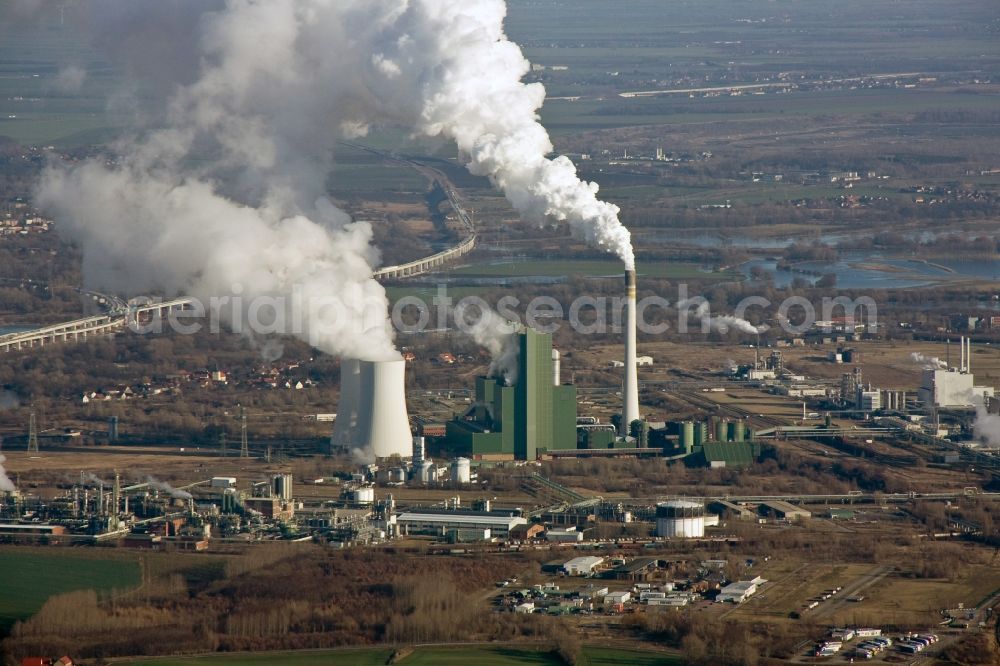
655;500;706;538
680;421;695;452
417;460;435;484
715;419;729;443
731;420;746;442
451;457;471;484
351;486;375;505
391;467;406;483
694;422;707;446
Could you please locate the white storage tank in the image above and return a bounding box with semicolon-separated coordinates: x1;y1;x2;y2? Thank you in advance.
450;457;471;484
417;460;436;484
350;486;375;505
656;500;706;538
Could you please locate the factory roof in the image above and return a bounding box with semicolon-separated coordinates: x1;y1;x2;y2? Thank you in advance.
402;507;521;518
612;557;659;574
396;511;526;529
563;556;604;571
702;441;756;468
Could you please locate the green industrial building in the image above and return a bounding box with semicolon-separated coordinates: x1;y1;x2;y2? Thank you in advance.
446;329;577;460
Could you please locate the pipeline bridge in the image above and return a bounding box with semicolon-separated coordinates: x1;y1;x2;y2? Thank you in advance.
0;297;195;353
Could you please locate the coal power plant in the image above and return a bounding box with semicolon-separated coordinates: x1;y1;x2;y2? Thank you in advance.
331;359;412;461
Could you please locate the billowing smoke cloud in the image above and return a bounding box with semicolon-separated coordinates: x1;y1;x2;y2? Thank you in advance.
0;455;15;492
973;399;1000;449
35;2;632;367
677;299;767;335
84;472;109;486
146;477;194;500
454;302;520;385
910;352;947;369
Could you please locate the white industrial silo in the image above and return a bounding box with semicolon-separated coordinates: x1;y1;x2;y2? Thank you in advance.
417;459;436;484
331;358;412;461
450;457;471;484
349;486;375;505
655;500;705;538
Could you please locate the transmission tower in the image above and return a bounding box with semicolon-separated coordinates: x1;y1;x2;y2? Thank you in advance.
27;411;39;454
239;407;249;458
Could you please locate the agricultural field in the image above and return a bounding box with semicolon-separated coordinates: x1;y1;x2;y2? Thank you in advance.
0;549;141;631
127;645;681;666
445;259;732;281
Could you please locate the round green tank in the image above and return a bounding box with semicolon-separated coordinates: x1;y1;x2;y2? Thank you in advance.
715;419;729;443
731;420;746;442
680;421;695;451
694;422;707;446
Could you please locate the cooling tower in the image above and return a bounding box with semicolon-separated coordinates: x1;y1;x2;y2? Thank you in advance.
622;270;640;434
331;358;412;460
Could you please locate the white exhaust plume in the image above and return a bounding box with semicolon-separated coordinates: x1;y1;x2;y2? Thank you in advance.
0;455;15;492
454;302;520;385
974;402;1000;449
35;4;635;359
677;299;768;335
909;352;947;370
145;477;194;500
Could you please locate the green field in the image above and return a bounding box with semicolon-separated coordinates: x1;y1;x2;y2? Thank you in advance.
127;645;681;666
446;259;731;281
0;550;142;631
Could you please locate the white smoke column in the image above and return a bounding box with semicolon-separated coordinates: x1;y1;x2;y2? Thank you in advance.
454;301;520;384
973;399;1000;449
146;477;194;500
677;298;767;334
0;455;15;492
35;0;632;363
381;1;636;267
910;352;947;370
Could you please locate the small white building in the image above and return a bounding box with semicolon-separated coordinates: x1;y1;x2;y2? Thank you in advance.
717;577;766;604
636;355;654;366
546;526;584;543
562;556;604;576
514;602;535;614
604;590;631;605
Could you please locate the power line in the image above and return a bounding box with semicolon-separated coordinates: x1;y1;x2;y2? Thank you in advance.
27;411;39;454
240;406;249;458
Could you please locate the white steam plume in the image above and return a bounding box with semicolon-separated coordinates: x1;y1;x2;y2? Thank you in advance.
677;298;767;335
909;352;947;370
35;3;634;363
397;2;637;267
454;302;520;385
973;399;1000;449
0;455;15;492
146;477;194;500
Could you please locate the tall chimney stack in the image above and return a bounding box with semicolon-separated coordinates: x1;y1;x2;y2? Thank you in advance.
622;270;640;434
